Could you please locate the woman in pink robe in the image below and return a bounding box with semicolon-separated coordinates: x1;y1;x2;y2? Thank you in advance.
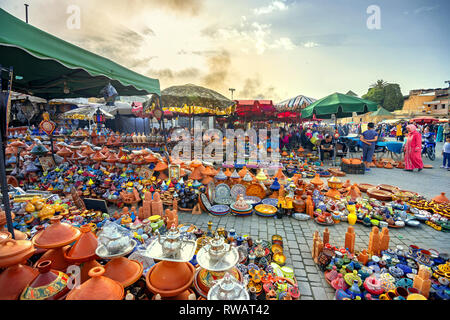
404;124;423;171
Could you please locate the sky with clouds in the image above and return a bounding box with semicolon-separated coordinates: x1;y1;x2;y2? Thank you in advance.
1;0;449;101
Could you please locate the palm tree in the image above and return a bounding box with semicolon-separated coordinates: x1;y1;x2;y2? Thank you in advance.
370;79;388;89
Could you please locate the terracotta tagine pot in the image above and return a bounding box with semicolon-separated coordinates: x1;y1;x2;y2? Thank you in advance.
35;245;71;272
63;224;98;263
0;234;36;268
79;259;102;283
20;260;70;300
432;192;449;204
0;234;39;300
310;174;324;189
66;266;124;300
32;216;81;249
0;264;39;300
103;257;143;288
146;261;195;297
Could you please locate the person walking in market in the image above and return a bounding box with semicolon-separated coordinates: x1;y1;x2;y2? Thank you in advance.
441;135;450;170
359;122;378;172
396;122;403;141
404;124;424;172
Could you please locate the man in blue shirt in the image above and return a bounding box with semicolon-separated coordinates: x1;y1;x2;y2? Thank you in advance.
360;122;378;171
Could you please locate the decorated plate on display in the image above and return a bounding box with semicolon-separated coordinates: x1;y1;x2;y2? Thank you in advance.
200;193;212;212
246;183;266;199
214;184;231;202
254;204;277;217
314;218;335;226
230;184;246;201
209;205;230;216
243;196;261;206
262;198;278;207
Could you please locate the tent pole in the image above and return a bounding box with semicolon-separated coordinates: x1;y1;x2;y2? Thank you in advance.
0;65;15;238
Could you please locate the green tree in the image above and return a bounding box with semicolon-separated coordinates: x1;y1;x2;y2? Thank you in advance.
382;83;404;111
370;79;388;89
363;82;404;111
362;87;384;106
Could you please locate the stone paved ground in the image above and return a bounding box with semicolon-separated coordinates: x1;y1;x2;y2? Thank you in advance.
177;141;450;300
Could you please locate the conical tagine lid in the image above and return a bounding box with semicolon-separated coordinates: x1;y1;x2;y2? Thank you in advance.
32;216;81;249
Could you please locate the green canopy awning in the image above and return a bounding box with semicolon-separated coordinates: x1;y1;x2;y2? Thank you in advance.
371;106;392;116
301;92;378;119
0;9;160;99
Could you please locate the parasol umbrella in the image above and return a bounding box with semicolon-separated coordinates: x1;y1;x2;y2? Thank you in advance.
161;84;235;131
409;116;439;125
301;92;378;119
301;93;377;163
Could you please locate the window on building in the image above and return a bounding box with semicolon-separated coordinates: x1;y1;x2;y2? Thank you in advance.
434;105;437;110
442;104;446;109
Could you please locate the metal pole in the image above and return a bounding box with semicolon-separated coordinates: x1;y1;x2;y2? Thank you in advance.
24;4;29;23
0;65;15;238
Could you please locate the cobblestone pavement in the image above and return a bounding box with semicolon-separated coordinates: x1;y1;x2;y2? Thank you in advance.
177;140;450;300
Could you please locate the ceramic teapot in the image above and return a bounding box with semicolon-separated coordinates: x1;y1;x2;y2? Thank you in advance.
205;234;232;262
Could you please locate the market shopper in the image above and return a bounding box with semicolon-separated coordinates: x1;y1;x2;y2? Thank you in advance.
404;124;424;172
441;135;450;170
360;122;378;171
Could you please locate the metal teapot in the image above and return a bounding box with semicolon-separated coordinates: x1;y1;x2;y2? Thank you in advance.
205;234;232;262
156;224;184;258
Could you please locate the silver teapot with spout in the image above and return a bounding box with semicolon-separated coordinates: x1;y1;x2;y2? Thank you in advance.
156;225;184;258
207;272;250;300
205;234;232;262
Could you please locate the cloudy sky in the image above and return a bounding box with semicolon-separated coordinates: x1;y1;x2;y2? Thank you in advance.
1;0;449;101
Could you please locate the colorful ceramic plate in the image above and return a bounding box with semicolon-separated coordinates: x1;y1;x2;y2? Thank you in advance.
231;184;246;200
255;204;277;215
200;193;212;211
214;184;231;203
246;183;266;199
262;198;278;207
209;204;230;216
271;244;283;254
243;196;261;206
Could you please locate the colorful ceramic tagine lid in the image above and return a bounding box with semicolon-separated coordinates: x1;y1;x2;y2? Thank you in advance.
66;266;124;300
432;192;449;204
256;169;267;182
0;236;36;268
103;257;143;288
344;270;362;287
20;260;70;300
230;169;240;180
64;224;98;263
214;169;227;181
207;272;249;300
32;216;81;249
242;172;253;183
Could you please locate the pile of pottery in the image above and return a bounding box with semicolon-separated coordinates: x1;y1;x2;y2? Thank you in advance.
312;226;449;300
